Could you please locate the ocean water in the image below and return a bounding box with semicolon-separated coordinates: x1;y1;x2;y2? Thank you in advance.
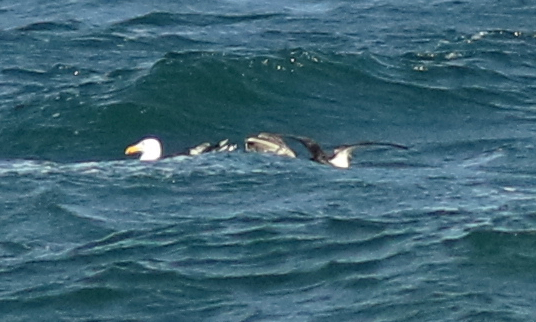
1;0;536;321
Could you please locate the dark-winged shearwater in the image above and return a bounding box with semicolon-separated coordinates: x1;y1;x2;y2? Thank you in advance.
285;135;408;168
245;132;408;168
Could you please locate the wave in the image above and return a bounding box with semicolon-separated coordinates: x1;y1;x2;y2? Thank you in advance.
16;20;82;32
2;3;536;321
444;229;536;275
0;32;533;162
114;11;284;28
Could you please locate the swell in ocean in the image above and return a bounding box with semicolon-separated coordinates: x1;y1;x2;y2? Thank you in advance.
2;1;536;321
2;27;535;162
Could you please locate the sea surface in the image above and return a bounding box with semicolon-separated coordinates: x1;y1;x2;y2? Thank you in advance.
1;1;536;321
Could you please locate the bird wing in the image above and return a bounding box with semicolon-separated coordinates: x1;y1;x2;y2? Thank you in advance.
283;135;330;163
189;139;237;155
334;141;409;155
329;141;408;168
214;139;238;152
245;133;297;158
188;142;212;155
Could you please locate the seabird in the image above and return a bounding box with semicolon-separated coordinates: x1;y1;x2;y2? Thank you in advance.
188;139;237;156
245;133;408;169
244;132;297;158
125;137;162;161
284;135;408;168
125;137;237;161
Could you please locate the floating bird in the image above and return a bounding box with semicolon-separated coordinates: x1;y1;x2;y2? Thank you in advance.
284;135;408;168
125;137;237;161
125;137;162;161
245;132;296;158
245;132;408;169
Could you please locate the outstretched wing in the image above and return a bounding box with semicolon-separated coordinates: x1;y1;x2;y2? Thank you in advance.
245;133;297;158
283;135;331;164
330;141;409;168
334;141;409;155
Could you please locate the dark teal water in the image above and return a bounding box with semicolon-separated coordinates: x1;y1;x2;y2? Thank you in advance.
1;1;536;321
